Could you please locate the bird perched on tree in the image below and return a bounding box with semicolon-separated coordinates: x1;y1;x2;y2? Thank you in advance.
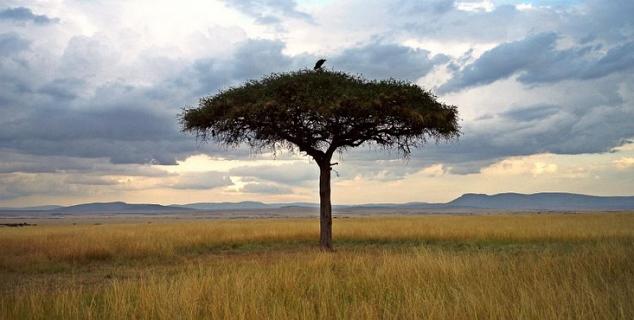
314;59;326;71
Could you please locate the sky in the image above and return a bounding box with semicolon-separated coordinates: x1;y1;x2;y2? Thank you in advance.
0;0;632;206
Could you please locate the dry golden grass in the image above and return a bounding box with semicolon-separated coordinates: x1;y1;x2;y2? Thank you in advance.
1;213;633;319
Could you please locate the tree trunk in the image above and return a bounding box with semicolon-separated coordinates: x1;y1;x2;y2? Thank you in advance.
318;163;333;251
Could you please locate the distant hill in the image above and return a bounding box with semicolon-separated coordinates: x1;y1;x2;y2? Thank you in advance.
0;205;63;211
172;201;275;211
123;193;634;212
1;193;633;215
173;201;322;211
60;202;195;213
449;193;634;211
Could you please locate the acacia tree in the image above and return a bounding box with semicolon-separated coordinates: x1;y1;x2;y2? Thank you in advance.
180;69;459;250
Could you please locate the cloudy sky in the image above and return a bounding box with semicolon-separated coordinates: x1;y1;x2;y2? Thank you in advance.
0;0;633;206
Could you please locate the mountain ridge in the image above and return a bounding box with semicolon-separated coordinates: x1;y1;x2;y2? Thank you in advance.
449;192;634;210
1;192;633;213
60;201;195;213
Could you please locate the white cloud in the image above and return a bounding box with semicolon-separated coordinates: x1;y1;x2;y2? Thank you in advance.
515;3;534;11
420;164;447;177
614;157;634;169
455;0;495;12
481;155;558;176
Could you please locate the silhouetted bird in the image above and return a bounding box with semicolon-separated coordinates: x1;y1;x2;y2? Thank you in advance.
314;59;326;70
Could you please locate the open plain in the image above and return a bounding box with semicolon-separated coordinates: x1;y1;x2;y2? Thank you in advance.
1;213;633;319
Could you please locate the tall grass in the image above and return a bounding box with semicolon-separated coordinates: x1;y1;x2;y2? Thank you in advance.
1;213;633;319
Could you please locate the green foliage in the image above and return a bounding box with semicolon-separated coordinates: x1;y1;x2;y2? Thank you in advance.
181;69;459;164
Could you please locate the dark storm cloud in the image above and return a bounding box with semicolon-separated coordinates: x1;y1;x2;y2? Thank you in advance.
38;78;86;101
426;98;634;174
0;31;219;166
582;41;634;79
439;33;559;92
0;38;309;169
391;0;455;15
332;43;449;81
565;0;634;43
179;39;445;97
0;7;59;24
0;152;100;174
223;0;313;25
394;1;632;47
341;74;634;175
396;4;551;43
5;31;629;178
0;87;192;165
439;33;634;93
0;151;174;177
0;37;314;168
5;107;174;141
0;33;29;54
64;175;119;186
190;39;295;95
0;173;85;200
498;104;560;122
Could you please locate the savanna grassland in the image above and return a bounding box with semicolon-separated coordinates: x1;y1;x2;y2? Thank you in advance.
1;213;633;319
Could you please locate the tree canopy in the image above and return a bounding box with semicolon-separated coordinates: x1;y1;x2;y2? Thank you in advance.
181;68;460;250
181;69;460;166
